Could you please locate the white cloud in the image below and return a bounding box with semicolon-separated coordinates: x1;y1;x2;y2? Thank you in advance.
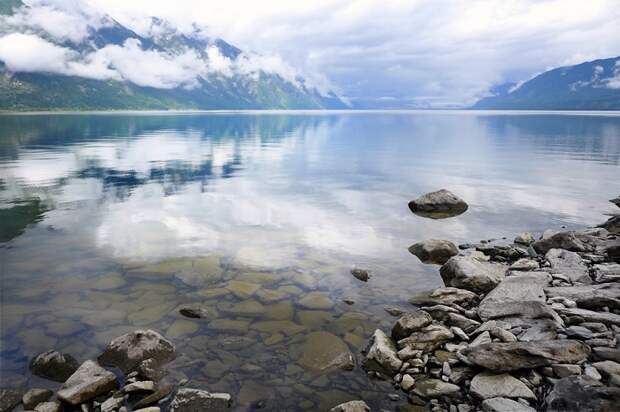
0;33;73;73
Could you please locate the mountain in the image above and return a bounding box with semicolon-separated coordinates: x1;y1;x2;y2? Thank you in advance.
0;1;348;110
473;57;620;110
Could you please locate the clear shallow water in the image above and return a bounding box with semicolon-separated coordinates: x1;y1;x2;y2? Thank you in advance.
1;111;619;410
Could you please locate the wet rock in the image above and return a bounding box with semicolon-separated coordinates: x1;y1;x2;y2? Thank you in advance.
298;292;334;310
298;331;355;371
514;232;535;246
169;388;231;412
0;388;24;412
408;240;458;265
461;340;590;372
440;256;507;293
391;311;433;340
412;378;460;398
179;305;208;319
545;283;620;310
57;360;118;405
410;287;477;307
22;389;53;410
397;324;454;353
29;350;79;382
546;248;591;284
555;307;620;326
98;329;175;373
362;329;403;375
532;231;594;254
384;307;404;316
350;268;370;282
509;259;539;271
546;376;620;412
329;400;370;412
34;401;62;412
481;398;535;412
408;189;468;219
470;372;536;400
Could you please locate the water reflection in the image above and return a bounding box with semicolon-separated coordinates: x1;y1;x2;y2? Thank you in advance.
1;111;620;410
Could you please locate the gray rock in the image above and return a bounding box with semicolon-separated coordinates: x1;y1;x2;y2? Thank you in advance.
532;231;594;254
133;385;174;409
600;215;620;234
409;240;459;265
363;329;403;375
470;372;536;400
470;331;492;347
592;347;620;363
179;305;209;319
412;378;461;398
298;331;355;371
517;319;559;341
136;358;166;381
397;324;454;353
29;350;79;382
546;249;591;284
552;364;581;378
545;283;620;310
122;381;155;393
509;259;539;271
593;263;620;283
584;365;602;380
98;330;175;373
408;189;468;219
546;376;620;412
329;400;370;412
391;311;433;340
514;232;535;246
593;360;620;377
351;268;370;282
0;388;24;412
555;307;620;326
57;360;118;405
22;389;53;410
401;374;415;391
461;340;590;372
440;256;507;293
134;408;161;412
481;397;536;412
410;287;478;307
169;389;231;412
564;325;593;340
34;401;62;412
611;195;620;209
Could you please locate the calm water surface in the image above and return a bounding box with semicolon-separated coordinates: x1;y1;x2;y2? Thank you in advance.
1;111;619;410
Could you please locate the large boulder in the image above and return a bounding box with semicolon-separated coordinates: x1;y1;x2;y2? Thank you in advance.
545;283;620;310
98;329;175;373
469;372;536;400
397;324;454;353
531;231;594;254
362;329;402;375
408;189;468;219
57;360;118;405
408;239;458;265
546;376;620;412
391;311;432;340
329;400;370;412
546;248;591;284
169;388;231;412
440;256;507;293
462;340;590;372
29;350;79;382
297;331;355;371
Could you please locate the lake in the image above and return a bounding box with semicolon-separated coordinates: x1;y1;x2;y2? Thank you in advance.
1;110;619;410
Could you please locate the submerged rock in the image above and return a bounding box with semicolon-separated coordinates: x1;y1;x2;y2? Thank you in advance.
462;340;590;372
57;360;117;405
546;375;620;412
329;400;370;412
297;331;355;371
440;256;506;293
169;388;231;412
350;268;370;282
98;329;175;373
362;329;402;375
408;239;458;265
29;350;79;382
179;305;209;319
408;189;468;219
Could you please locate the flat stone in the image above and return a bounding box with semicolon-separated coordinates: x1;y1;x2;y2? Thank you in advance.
329;400;370;412
482;398;536;412
462;340;590;372
509;259;539;271
545;283;620;310
169;388;231;412
592;347;620;363
546;376;620;412
409;239;458;265
440;256;507;293
593;263;620;283
297;331;355;371
298;292;334;310
593;360;620;377
0;389;24;412
555;307;620;326
98;329;175;373
29;350;79;382
225;281;261;299
546;248;592;284
564;325;593;340
57;360;118;405
133;385;174;409
362;329;403;375
397;324;454;353
123;381;155;393
408;189;468;219
22;388;53;410
470;372;536;400
391;311;433;340
552;364;582;378
410;287;477;307
101;395;125;412
34;401;62;412
412;378;461;398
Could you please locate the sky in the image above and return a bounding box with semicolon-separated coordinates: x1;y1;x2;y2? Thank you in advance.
2;0;620;107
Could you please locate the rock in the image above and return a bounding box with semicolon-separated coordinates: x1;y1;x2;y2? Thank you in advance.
546;249;591;284
532;231;594;254
0;388;24;412
509;258;539;271
412;378;461;398
440;256;507;293
410;287;477;307
409;240;458;265
29;350;79;382
136;358;166;381
401;374;415;391
470;331;492;347
179;305;209;319
298;331;355;371
22;389;53;410
451;326;469;341
350;268;370;282
98;329;175;373
298;292;334;310
584;365;602;380
391;311;433;340
34;401;62;412
552;364;582;377
593;263;620;283
169;388;231;412
470;372;536;400
546;376;620;412
101;395;125;412
397;324;454;353
611;195;620;209
514;232;535;246
385;307;405;316
592;347;620;363
57;360;118;405
133;385;174;409
593;360;620;377
564;325;593;340
362;329;403;375
408;189;468;219
545;283;620;310
481;398;536;412
123;381;155;393
329;400;370;412
600;215;620;234
555;307;620;326
461;340;590;372
135;408;161;412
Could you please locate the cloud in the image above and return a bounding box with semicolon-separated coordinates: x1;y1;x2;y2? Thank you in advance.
0;33;73;73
